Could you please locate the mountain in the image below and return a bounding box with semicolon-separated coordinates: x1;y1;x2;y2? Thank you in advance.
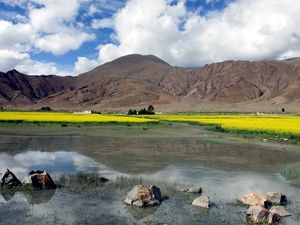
1;54;300;112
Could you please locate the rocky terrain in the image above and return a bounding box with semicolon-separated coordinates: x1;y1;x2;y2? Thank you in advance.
1;54;300;112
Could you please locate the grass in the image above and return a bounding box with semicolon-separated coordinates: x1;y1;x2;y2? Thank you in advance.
281;163;300;186
57;174;178;196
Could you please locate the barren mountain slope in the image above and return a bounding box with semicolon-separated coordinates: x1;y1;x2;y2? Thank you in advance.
0;54;300;112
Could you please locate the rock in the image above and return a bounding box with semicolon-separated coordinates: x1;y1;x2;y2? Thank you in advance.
246;205;269;224
87;176;109;183
266;192;287;205
1;169;22;189
268;206;291;223
124;185;163;207
181;187;202;194
23;170;56;190
238;192;271;208
192;195;211;208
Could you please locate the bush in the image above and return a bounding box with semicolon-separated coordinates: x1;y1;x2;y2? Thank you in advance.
41;106;52;111
128;105;155;115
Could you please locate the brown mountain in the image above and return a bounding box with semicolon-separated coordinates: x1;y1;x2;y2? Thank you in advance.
1;54;300;112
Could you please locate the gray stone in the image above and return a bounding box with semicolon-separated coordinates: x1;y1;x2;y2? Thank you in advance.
268;206;291;223
23;170;56;190
192;195;211;208
246;205;269;224
266;192;287;205
1;169;22;189
238;192;271;208
124;185;163;207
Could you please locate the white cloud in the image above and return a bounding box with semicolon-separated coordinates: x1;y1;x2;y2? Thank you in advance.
35;32;95;55
29;0;81;33
0;50;29;71
95;0;300;67
74;56;99;74
0;0;28;7
0;0;97;74
92;18;114;29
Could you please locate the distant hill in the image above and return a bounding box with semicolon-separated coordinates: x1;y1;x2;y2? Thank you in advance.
1;54;300;113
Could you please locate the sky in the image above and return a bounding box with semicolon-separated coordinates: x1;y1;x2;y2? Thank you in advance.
0;0;300;76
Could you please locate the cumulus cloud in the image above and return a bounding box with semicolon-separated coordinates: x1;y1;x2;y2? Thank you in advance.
0;0;95;74
35;32;95;55
74;56;98;74
95;0;300;67
2;0;300;75
0;50;29;71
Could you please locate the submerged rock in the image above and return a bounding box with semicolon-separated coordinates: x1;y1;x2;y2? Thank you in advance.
266;192;287;205
181;187;202;194
23;170;56;190
269;206;291;223
246;205;269;224
1;169;22;189
192;195;211;208
124;185;163;207
238;192;271;208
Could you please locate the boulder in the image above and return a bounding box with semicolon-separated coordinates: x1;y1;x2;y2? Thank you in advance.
266;192;287;205
1;169;22;189
246;205;269;224
238;192;271;208
181;187;202;194
192;195;211;208
268;206;291;223
124;185;163;207
23;170;56;190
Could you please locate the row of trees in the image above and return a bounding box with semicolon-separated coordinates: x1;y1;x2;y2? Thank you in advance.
128;105;155;115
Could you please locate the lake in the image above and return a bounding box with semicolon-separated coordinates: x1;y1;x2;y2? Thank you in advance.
0;124;300;225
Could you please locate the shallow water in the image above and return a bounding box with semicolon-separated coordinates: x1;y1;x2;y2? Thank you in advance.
0;126;300;225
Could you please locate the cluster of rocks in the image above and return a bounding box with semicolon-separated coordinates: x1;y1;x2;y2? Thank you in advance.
1;169;56;190
238;192;291;224
124;185;212;209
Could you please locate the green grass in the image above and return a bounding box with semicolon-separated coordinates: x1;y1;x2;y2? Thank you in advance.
281;163;300;186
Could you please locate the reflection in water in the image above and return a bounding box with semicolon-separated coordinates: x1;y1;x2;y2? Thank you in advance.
0;189;55;205
1;135;300;174
0;151;125;180
126;205;159;220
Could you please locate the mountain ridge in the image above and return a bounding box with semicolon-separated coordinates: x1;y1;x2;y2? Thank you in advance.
1;54;300;112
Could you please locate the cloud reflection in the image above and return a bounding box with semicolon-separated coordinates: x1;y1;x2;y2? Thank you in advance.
0;151;124;179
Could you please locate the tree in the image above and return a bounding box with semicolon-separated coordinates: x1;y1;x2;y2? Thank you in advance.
147;105;155;114
128;109;134;115
41;106;52;111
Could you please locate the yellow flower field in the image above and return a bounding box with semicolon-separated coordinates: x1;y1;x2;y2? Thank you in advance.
150;114;300;135
0;112;156;123
0;112;299;136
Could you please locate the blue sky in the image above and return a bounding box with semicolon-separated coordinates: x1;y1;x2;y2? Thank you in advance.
0;0;299;75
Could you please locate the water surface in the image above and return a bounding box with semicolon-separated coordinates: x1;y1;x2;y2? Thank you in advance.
0;125;300;224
